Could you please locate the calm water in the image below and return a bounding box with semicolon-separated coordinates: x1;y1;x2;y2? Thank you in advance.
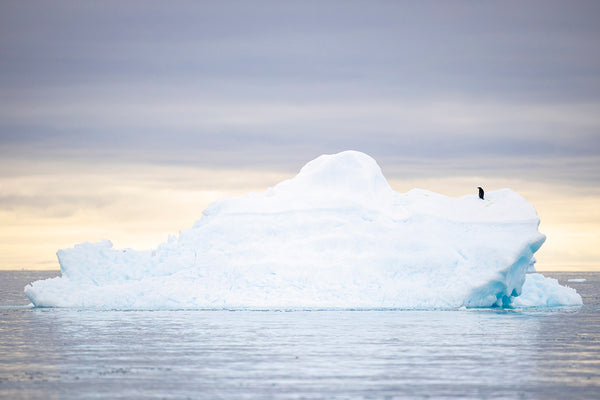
1;271;599;399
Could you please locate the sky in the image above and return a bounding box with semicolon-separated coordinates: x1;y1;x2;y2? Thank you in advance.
1;0;599;271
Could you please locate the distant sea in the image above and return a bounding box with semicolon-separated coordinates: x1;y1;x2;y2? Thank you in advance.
1;270;599;399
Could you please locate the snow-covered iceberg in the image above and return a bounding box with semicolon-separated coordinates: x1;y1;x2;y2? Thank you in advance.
25;151;582;309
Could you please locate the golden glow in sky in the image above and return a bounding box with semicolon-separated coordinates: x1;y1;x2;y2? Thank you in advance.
0;160;598;271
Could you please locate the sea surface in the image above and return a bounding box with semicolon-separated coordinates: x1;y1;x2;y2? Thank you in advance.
1;271;599;399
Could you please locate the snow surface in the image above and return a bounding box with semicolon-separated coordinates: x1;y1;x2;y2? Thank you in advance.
25;151;582;309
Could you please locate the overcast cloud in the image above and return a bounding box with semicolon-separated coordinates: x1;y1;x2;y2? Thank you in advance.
1;1;599;181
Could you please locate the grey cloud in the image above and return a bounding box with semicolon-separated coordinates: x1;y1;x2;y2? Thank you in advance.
2;96;598;160
1;1;599;187
2;1;599;99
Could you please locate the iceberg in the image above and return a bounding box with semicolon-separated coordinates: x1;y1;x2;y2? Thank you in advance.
25;151;582;309
512;273;582;308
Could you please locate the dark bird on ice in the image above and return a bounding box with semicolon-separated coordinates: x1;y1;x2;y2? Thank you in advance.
478;187;484;200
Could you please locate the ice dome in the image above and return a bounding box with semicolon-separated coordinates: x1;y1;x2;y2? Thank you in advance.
25;151;582;309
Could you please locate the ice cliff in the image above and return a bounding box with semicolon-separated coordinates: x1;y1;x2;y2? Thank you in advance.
25;151;582;309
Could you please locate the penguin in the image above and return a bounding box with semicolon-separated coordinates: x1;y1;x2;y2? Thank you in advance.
478;187;484;200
